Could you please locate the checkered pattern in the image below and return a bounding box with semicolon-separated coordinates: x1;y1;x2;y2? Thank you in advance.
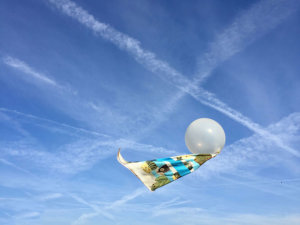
118;150;217;191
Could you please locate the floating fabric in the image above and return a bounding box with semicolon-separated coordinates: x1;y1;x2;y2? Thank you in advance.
117;149;218;191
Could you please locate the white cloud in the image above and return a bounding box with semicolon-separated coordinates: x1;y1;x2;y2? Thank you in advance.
186;88;300;157
47;0;300;157
71;188;146;224
197;112;300;177
38;193;63;201
0;107;109;138
105;188;146;210
152;207;203;217
69;194;115;223
157;212;300;225
3;56;58;86
0;107;179;174
48;0;192;90
194;0;300;84
0;158;32;175
17;211;40;219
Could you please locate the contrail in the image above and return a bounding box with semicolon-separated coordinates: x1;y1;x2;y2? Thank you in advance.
47;0;300;157
3;56;58;86
0;107;109;138
194;0;300;85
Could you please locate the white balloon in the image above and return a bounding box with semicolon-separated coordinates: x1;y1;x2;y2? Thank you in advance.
185;118;225;154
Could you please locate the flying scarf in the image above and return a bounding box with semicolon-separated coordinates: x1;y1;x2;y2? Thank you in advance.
117;149;218;191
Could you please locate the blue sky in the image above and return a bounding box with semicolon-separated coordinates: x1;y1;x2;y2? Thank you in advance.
0;0;300;224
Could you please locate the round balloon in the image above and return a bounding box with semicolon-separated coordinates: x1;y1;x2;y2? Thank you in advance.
185;118;225;154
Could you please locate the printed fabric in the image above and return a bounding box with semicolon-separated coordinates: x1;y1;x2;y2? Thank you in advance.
117;149;217;191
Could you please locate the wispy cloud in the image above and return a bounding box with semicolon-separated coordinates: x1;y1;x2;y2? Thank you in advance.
0;137;178;174
70;194;115;223
150;198;195;217
0;107;109;138
65;111;300;218
1;56;131;137
185;0;300;158
0;158;32;175
181;112;300;199
2;56;58;86
1;55;173;138
152;206;203;217
16;211;40;219
220;213;300;225
105;188;146;210
47;0;300;98
2;1;299;224
0;107;179;174
3;112;298;199
0;111;31;137
153;0;300;129
0;112;299;224
197;112;300;177
37;193;63;201
48;0;193;90
133;90;186;139
71;188;146;224
47;0;300;157
155;212;300;225
187;88;300;156
194;0;300;84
